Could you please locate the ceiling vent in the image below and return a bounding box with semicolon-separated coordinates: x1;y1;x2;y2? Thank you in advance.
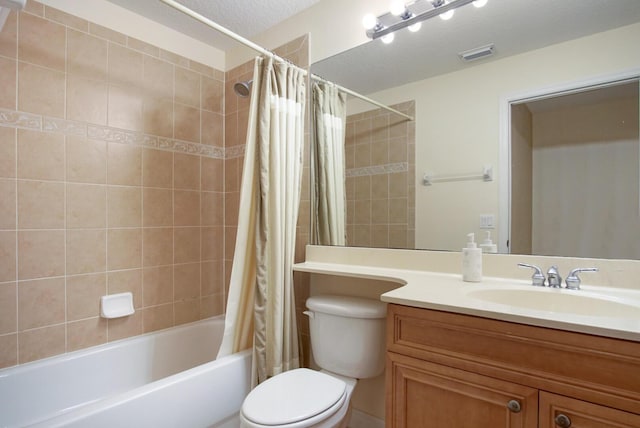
459;43;495;62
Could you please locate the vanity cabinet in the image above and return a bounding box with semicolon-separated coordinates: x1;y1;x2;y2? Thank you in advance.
386;304;640;428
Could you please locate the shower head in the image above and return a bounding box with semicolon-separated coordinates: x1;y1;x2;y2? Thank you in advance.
233;80;252;97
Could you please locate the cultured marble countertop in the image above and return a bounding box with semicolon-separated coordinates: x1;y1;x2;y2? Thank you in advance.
293;261;640;342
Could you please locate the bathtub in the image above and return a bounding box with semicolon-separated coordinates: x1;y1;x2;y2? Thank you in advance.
0;316;251;428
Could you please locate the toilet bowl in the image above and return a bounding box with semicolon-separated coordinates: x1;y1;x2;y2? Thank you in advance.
239;369;357;428
239;295;386;428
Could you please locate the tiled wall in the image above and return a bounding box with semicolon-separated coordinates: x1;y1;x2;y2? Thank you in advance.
345;101;415;249
223;35;312;366
0;2;226;368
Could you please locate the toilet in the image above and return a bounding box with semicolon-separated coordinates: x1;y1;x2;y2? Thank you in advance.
239;294;387;428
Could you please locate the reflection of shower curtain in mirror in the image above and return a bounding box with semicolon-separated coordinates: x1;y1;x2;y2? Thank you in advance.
218;56;306;387
312;82;347;246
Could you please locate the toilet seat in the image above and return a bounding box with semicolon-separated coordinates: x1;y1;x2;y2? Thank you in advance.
241;368;347;428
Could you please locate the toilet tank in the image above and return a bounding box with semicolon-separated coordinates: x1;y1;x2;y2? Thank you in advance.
305;295;386;379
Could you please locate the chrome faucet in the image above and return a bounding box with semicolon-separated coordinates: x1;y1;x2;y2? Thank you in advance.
565;267;599;290
517;263;546;287
546;265;562;288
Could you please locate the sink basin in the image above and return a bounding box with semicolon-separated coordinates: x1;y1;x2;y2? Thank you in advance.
465;287;640;318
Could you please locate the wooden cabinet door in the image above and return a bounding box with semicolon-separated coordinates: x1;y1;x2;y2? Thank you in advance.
539;391;640;428
387;352;538;428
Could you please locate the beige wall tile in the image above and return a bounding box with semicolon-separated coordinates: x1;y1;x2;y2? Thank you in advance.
128;37;159;57
372;199;389;225
174;227;200;263
66;75;108;125
201;260;223;297
0;127;16;178
0;282;16;334
18;230;64;280
174;262;200;300
201;157;223;191
354;200;371;225
224;113;238;147
66;273;105;321
202;76;223;113
107;84;143;131
143;55;173;98
389;198;408;224
107;228;141;270
66;229;106;275
45;6;88;32
143;265;173;306
174;298;199;325
17;129;64;181
18;324;65;364
142;227;172;267
18;12;65;72
175;66;200;108
143;148;172;188
201;226;223;261
200;294;223;319
107;268;142;308
389;225;408;248
143;187;172;227
174;153;200;190
108;43;143;88
107;311;142;341
224;191;239;227
224;226;237;262
0;232;16;283
18;277;65;330
174;104;200;143
89;23;126;45
0;333;17;369
371;175;389;200
17;180;64;229
174;190;200;226
67;29;107;80
143;96;173;138
66;184;106;228
0;179;16;229
17;62;65;118
201;191;223;226
142;303;173;333
107;143;141;186
66;136;107;184
224;157;240;192
107;186;141;227
67;317;107;351
201;110;223;147
0;10;17;59
0;57;16;110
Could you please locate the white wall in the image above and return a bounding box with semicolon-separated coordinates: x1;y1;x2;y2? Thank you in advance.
344;22;640;251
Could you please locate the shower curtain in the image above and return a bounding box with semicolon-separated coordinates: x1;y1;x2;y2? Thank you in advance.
311;82;347;246
218;56;306;386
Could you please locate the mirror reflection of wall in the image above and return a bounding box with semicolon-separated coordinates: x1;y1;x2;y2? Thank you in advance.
344;101;416;248
510;81;640;259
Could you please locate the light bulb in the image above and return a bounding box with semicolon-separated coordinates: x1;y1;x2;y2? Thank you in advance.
439;0;454;20
362;13;378;30
408;21;422;32
381;33;395;44
390;0;406;16
473;0;487;7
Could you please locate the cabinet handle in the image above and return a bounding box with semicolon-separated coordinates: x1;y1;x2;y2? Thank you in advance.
555;413;572;428
506;399;521;413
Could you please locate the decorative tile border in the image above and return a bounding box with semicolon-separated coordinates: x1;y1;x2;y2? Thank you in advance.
346;162;409;177
225;144;246;159
0;108;226;159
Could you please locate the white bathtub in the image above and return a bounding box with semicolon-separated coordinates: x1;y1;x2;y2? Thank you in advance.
0;316;251;428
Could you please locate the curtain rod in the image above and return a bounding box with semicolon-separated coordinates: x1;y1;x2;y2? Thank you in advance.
158;0;414;121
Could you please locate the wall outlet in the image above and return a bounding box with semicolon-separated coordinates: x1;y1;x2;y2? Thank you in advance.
480;214;495;229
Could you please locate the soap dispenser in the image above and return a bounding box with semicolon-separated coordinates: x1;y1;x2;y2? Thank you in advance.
462;233;482;282
480;231;498;253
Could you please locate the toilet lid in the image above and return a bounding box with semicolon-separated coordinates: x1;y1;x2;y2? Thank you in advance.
242;368;346;426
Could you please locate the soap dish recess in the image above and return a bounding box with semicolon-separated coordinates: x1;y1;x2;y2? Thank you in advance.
100;292;135;319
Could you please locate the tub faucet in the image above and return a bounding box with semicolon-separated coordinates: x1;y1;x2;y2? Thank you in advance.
547;266;562;288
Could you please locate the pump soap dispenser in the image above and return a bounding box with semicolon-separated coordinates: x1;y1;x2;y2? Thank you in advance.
480;231;498;253
462;233;482;282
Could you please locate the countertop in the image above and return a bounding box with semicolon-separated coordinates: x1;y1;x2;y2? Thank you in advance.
293;260;640;342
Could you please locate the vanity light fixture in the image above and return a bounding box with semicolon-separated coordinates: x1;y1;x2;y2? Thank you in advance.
364;0;488;43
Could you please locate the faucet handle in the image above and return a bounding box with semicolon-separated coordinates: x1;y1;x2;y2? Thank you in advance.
565;267;599;290
546;265;562;288
517;263;546;287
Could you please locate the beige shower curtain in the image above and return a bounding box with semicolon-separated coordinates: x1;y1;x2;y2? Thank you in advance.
312;82;347;246
217;56;306;386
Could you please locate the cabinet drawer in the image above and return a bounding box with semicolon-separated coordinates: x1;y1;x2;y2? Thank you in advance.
387;304;640;414
540;391;640;428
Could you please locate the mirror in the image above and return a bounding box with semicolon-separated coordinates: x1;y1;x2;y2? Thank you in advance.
310;0;640;259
